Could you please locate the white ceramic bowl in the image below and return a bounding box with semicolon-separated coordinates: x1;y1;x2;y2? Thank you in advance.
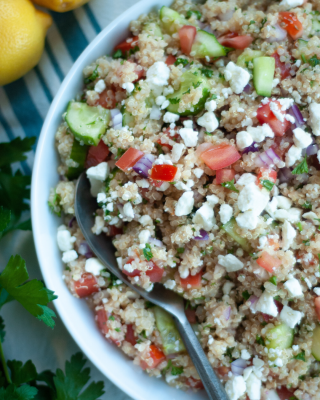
31;1;207;399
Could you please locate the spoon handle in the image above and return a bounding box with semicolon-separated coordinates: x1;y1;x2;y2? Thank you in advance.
174;315;229;400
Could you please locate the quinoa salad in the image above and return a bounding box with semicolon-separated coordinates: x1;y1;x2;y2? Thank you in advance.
49;0;320;399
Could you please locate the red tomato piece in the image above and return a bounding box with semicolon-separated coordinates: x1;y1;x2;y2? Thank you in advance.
106;226;123;237
179;25;197;55
150;164;178;182
180;271;202;290
149;179;164;188
185;308;197;324
279;12;303;40
257;167;277;188
74;273;99;298
114;36;139;52
115;148;144;172
186;377;204;390
256;251;282;273
277;387;296;400
166;55;177;66
146;262;164;283
315;297;320;321
141;345;166;370
200;143;241;170
96;89;116;109
271;52;291;80
257;100;290;137
216;168;236;185
96;308;109;335
85;140;109;169
217;32;253;49
125;324;137;346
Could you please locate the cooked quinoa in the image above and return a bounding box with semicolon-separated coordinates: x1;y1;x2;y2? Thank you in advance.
50;0;320;398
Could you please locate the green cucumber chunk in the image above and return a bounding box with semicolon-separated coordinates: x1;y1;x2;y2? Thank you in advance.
297;39;308;51
222;218;251;253
121;105;135;128
312;19;320;33
66;139;88;180
253;56;275;97
311;325;320;361
237;49;264;68
166;70;210;116
265;323;294;351
191;30;226;58
143;22;163;38
153;306;185;355
160;6;188;34
66;102;110;146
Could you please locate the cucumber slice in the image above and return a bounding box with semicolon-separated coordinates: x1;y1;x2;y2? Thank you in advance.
265;323;294;351
160;6;188;34
297;39;308;50
66;102;110;146
153;306;185;355
191;30;227;58
222;217;251;253
166;70;210;116
66;139;88;180
312;19;320;33
253;56;275;97
237;50;264;68
121;105;134;128
311;325;320;361
143;22;163;38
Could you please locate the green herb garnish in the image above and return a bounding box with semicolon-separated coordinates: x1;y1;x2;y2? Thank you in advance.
143;243;153;261
221;179;239;193
260;179;274;191
292;156;308;175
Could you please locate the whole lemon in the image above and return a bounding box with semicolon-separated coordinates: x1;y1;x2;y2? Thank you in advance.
32;0;89;12
0;0;52;86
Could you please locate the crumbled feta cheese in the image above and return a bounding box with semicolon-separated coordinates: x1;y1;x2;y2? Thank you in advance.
193;202;215;230
62;250;78;263
236;211;259;230
219;204;233;224
303;211;319;223
92;215;105;235
57;229;76;252
293;128;312;149
97;192;107;203
123;202;134;219
164;279;176;290
123;262;134;273
241;349;251;360
236;130;253;150
218;254;244;272
224;62;250;94
223;281;235;295
175;191;194;216
94;79;106;93
193;168;204;178
139;230;151;244
247;124;274;143
139;215;152;226
222;87;233;98
309;103;320;136
275;196;292;210
238;183;270;215
278;98;294;111
179;120;198;147
122;82;135;93
205;100;217;112
85;257;104;276
284;277;303;298
314;287;320;296
305;277;312;288
156;181;170;191
171;143;185;162
279;0;303;9
163;86;174;96
279;305;303;328
285;145;302;167
246;372;261;400
106;203;113;213
146;61;170;86
282;220;296;250
163;112;179;123
175;179;194;191
237;173;257;186
256;292;278;317
136;179;150;188
87;162;110;196
155;95;166;106
161;100;170;110
150;105;162;120
197;111;219;133
225;376;246;400
206;195;219;207
270;101;284;122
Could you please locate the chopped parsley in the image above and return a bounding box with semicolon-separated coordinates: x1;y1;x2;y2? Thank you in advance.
186;10;202;20
161;360;172;374
145;301;155;309
84;64;99;84
242;290;251;301
249;20;255;25
302;201;312;210
256;335;265;346
112;49;123;59
143;243;153;261
109;315;115;321
296;222;303;232
308;54;320;68
224;347;235;361
116;148;126;159
176;247;185;254
115;328;121;333
200;68;213;78
302;239;310;246
260;179;274;191
269;276;277;286
174;58;189;67
261;17;267;28
171;366;184;375
293;350;306;362
192;81;201;89
292;156;308;175
221;179;239;193
301;54;307;64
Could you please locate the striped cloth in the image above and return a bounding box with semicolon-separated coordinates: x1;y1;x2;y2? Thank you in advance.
0;0;137;171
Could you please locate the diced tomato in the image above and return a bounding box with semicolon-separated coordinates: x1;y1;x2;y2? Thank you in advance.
314;297;320;321
166;55;177;66
146;262;164;283
149;179;164;188
271;52;291;80
96;88;116;109
125;324;137;345
150;164;178;182
185;308;197;324
114;36;139;52
216;168;236;185
268;237;280;250
271;135;292;159
257;167;277;188
115;148;144;172
200;143;241;170
85;140;109;169
257;100;290;137
122;258;140;278
96;308;109;335
215;366;230;377
186;377;204;390
277;387;296;400
106;226;123;237
141;345;166;370
74;273;100;298
279;12;303;40
217;32;253;49
180;271;202;290
256;251;282;273
179;25;197;55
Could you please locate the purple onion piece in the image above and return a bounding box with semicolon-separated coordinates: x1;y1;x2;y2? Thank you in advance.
223;306;231;321
306;144;319;156
247;295;259;312
68;216;76;228
132;154;155;178
288;104;304;128
266;23;287;42
231;359;247;376
110;108;122;129
256;149;280;167
242;142;259;154
278;167;293;183
149;237;164;247
243;83;252;94
265;148;280;163
78;242;94;259
194;229;209;241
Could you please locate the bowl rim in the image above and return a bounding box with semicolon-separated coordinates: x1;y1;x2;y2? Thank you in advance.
31;1;206;399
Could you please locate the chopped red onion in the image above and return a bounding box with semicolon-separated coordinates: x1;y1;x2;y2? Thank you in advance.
288;104;304;128
255;148;280;167
242;142;259;154
266;24;287;42
194;229;209;241
132;154;155;178
78;242;94;259
231;358;247;376
243;83;252;94
68;216;76;228
201;25;216;35
223;306;231;321
278;167;293;183
218;10;234;21
248;295;259;312
110;108;122;129
149;237;164;247
305;144;319;156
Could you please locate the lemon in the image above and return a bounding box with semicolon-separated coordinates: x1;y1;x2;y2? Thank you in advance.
32;0;89;12
0;0;52;86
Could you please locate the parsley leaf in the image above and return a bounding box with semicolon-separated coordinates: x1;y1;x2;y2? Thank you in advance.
293;350;306;362
292;156;308;175
84;65;99;84
302;201;312;210
0;255;57;328
261;17;267;28
256;335;265;346
174;58;188;67
0;384;38;400
0;137;36;168
242;290;250;301
7;360;37;386
308;55;320;68
221;179;239;193
112;49;123;59
269;276;277;285
260;179;274;191
145;301;155;309
224;347;235;361
186;10;201;19
143;243;153;261
171;366;184;375
0;207;11;232
200;68;213;78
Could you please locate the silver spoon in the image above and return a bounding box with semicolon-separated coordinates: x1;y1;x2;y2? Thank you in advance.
75;172;229;400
